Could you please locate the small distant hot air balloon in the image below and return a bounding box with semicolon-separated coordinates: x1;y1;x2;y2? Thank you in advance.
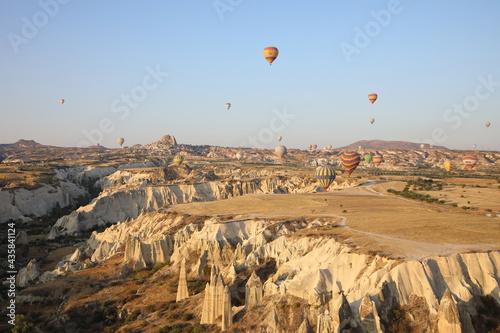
326;145;332;150
312;144;317;150
173;154;184;165
368;93;378;104
225;103;231;110
340;151;361;176
420;144;425;149
316;165;336;190
263;46;279;65
60;99;65;104
485;122;490;128
430;144;434;149
373;154;383;166
369;118;375;124
364;153;373;163
277;136;282;142
473;144;477;149
307;145;312;150
275;145;287;159
463;155;478;171
443;160;453;172
117;138;125;146
235;152;243;160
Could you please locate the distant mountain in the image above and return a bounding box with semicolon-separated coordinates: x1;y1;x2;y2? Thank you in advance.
337;140;448;150
0;139;46;149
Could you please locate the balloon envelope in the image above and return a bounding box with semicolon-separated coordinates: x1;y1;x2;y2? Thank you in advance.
263;46;279;65
312;144;317;150
225;103;231;110
368;93;377;104
60;99;65;104
275;145;287;159
369;118;375;124
443;160;452;172
364;154;373;163
277;136;282;142
307;145;312;150
235;152;243;160
173;154;184;165
485;122;490;128
316;166;336;190
373;154;383;166
340;152;361;176
117;138;124;146
463;155;478;171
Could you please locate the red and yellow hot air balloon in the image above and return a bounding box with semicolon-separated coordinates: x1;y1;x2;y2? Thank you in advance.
373;154;383;166
316;165;336;190
263;46;279;65
340;151;361;176
368;93;378;104
463;155;478;171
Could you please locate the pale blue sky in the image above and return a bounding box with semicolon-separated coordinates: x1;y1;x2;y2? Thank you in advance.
1;1;499;150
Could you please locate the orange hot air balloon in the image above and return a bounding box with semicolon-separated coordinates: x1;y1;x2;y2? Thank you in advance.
368;93;378;104
372;154;383;166
463;155;478;171
263;46;279;65
60;99;65;104
340;151;361;176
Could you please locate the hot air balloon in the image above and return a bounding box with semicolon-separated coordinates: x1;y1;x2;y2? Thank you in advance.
117;138;125;146
326;145;332;150
373;154;383;166
430;144;434;149
463;155;478;171
364;153;373;163
368;93;378;104
340;151;361;176
235;152;243;160
312;144;317;150
275;145;287;159
173;154;184;165
443;160;452;172
473;144;477;149
369;118;375;124
420;144;425;149
263;46;279;65
225;103;231;110
60;99;65;104
316;165;336;190
307;145;312;150
277;136;282;142
485;122;490;128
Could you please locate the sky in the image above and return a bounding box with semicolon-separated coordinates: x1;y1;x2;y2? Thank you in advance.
1;1;500;151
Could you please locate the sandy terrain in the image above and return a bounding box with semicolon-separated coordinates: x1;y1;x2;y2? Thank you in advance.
170;184;500;259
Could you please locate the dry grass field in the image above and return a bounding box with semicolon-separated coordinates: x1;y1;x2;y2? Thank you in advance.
170;184;500;259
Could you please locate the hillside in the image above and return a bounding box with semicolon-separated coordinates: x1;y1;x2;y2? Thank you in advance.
338;140;448;150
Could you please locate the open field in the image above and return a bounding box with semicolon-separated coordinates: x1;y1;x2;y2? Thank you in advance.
170;185;500;259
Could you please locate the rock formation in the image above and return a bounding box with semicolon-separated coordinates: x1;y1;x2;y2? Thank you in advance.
16;259;42;287
316;310;333;333
358;294;383;333
123;236;173;269
437;288;461;333
244;271;263;313
200;265;232;328
176;258;189;302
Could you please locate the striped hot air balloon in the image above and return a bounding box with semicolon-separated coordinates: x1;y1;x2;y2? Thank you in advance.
463;155;478;171
316;165;336;190
364;153;373;163
443;160;452;172
173;154;184;165
368;93;378;104
340;151;361;176
263;46;279;65
373;154;383;166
